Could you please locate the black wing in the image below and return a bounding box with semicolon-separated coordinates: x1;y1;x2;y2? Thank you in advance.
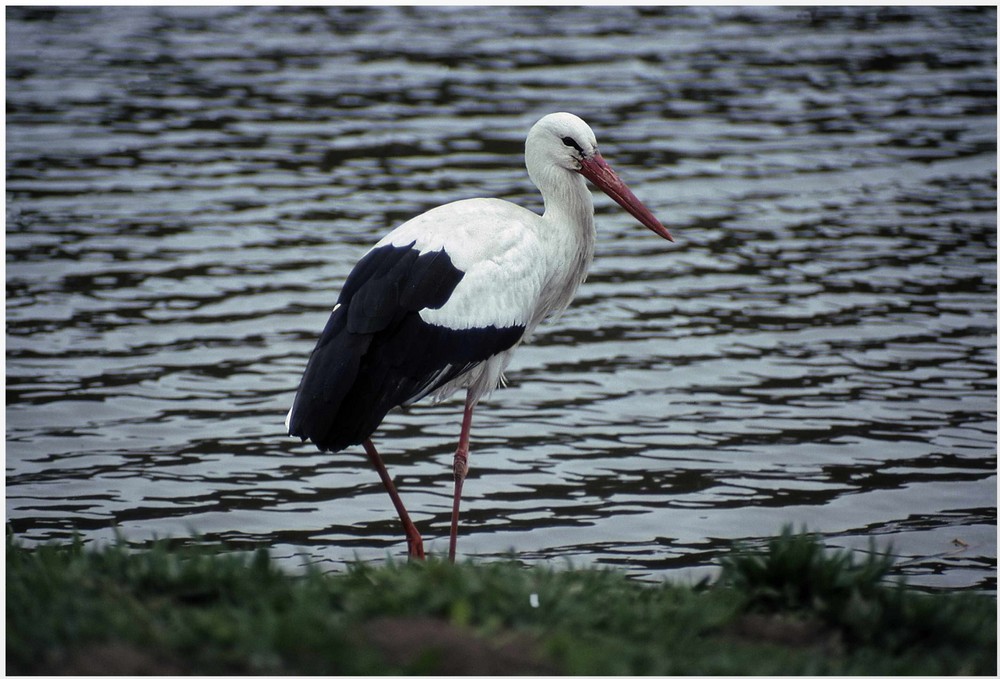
287;242;524;452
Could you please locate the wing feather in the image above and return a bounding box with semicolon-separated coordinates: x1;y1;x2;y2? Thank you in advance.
287;235;529;452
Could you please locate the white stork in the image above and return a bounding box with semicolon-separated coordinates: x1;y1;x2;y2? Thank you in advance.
286;112;673;561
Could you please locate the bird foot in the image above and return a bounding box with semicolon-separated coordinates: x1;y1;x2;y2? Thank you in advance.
407;534;425;560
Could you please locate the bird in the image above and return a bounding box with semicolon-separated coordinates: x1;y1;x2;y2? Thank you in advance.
286;112;673;562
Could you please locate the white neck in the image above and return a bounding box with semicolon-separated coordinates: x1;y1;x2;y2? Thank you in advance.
529;163;598;325
541;169;593;229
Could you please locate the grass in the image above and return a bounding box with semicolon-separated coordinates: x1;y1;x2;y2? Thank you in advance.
6;528;996;675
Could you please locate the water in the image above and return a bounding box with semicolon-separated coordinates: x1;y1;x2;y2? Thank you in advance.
6;6;996;590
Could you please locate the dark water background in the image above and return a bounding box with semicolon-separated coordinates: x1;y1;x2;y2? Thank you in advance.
6;6;996;590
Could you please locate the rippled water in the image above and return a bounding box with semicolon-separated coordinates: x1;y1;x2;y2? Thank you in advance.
6;6;996;590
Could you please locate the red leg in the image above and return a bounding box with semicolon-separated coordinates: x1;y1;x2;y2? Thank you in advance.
449;395;476;563
362;438;424;560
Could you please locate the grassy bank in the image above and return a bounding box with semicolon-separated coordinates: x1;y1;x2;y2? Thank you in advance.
6;529;995;675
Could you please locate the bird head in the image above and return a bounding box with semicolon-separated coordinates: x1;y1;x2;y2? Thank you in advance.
526;112;673;242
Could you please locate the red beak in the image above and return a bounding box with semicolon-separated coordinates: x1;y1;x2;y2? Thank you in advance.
577;153;674;242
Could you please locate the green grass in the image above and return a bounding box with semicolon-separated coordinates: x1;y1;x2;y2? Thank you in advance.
6;529;995;674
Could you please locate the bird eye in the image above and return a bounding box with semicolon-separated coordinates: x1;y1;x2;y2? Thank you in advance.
561;136;584;153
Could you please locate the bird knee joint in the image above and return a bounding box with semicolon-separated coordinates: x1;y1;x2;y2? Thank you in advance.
453;454;468;482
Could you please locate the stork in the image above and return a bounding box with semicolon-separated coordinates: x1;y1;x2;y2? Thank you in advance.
286;112;673;561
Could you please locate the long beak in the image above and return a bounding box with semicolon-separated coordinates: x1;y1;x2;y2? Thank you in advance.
577;153;674;242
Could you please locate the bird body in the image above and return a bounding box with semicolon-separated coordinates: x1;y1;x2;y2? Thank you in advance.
286;112;673;560
379;198;552;336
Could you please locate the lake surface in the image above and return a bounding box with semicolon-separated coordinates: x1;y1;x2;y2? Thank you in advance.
6;6;996;590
